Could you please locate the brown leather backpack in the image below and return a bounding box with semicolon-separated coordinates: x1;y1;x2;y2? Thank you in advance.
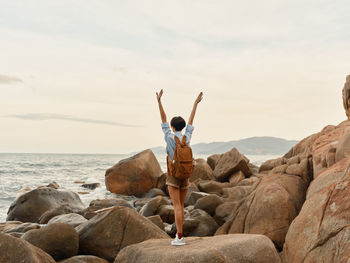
167;135;194;180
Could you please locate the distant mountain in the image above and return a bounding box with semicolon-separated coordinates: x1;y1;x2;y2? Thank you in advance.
150;136;298;155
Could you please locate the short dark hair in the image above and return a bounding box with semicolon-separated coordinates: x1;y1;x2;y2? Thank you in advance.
170;116;186;131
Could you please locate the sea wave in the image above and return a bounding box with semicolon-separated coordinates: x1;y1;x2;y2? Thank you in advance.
0;153;278;222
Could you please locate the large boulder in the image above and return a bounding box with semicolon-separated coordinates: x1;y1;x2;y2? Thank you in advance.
0;232;56;263
283;157;350;262
105;149;162;197
216;172;308;249
6;187;85;223
76;206;169;262
286;120;350;178
114;234;281;263
22;222;79;261
190;158;214;182
213;148;252;182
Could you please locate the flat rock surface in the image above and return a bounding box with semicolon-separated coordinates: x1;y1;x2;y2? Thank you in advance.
114;234;281;263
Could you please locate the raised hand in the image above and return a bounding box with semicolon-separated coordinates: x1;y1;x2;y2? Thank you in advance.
195;92;203;104
188;92;203;125
156;89;163;103
156;89;167;122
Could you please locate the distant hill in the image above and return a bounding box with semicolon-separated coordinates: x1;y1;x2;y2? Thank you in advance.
150;136;298;155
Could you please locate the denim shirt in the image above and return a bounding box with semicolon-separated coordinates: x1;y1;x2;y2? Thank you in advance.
161;122;194;160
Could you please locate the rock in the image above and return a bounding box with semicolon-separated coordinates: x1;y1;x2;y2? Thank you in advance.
38;181;60;189
0;232;56;263
237;176;260;186
286;155;300;165
335;130;350;162
134;197;152;209
248;163;259;173
139;196;170;217
22;222;79;261
269;164;288;174
156;173;167;192
194;194;223;216
39;204;81;224
3;222;41;233
206;154;221;170
81;198;133;220
156;205;175;224
197;180;231;195
164;223;174;236
259;157;286;173
81;183;101;190
184;183;200;206
190;158;214;182
114;234;281;263
283;157;350;262
147;215;165;231
8;232;23;238
173;209;219;237
48;213;88;227
288;120;350;178
342;75;350;120
228;170;246;185
77;206;169;262
213;148;252;181
143;188;166;198
285;163;302;176
6;187;84;223
216;173;308;249
215;186;254;225
0;221;22;233
105;149;162;197
59;255;109;263
185;191;209;206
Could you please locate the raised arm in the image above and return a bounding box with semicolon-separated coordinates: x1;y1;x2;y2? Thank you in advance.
156;89;167;123
188;92;203;125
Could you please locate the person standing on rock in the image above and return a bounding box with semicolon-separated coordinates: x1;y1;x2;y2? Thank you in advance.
156;89;203;246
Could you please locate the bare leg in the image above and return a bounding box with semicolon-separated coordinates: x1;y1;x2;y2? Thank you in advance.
168;185;183;235
180;188;188;226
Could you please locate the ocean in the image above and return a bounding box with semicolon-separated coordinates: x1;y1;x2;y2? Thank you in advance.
0;153;279;222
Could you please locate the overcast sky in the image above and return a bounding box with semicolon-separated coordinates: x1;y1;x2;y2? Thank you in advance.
1;0;349;154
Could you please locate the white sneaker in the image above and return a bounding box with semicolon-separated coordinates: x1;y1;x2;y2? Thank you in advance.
171;233;186;246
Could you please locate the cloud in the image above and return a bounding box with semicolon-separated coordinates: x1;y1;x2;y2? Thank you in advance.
7;113;141;127
0;74;22;84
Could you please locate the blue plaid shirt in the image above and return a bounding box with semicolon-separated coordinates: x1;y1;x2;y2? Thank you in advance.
161;122;194;160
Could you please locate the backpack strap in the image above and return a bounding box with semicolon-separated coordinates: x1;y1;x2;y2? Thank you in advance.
174;135;187;146
174;136;181;145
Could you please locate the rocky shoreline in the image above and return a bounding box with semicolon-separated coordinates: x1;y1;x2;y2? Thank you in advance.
1;76;350;263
